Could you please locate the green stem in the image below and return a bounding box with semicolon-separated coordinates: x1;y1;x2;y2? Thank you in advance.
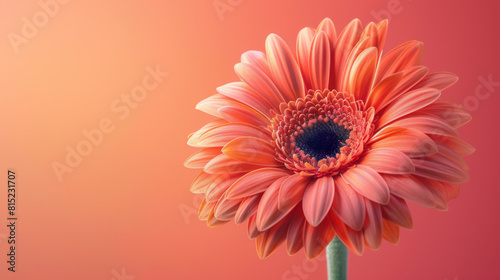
326;236;348;280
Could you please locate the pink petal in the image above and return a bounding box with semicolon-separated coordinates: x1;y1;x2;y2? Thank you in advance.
381;195;413;229
266;34;305;100
418;99;471;129
226;168;291;199
303;176;335;226
359;148;415;174
370;126;438;158
234;62;284;110
341;165;390;204
383;174;440;209
241;50;272;77
333;176;366;231
412;72;459;91
217;82;274;118
195;94;236;117
363;200;383;249
412;151;469;184
377;88;441;128
204;154;262;174
431;136;474;157
222;137;281;166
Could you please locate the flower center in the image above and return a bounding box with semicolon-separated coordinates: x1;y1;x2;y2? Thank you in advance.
270;89;375;177
293;119;351;160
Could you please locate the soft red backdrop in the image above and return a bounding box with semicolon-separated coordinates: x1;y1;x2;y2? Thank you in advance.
0;0;498;279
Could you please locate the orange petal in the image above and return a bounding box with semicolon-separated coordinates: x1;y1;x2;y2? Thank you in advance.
303;216;335;259
218;104;270;127
376;40;424;81
247;215;263;239
286;207;306;255
256;219;289;259
382;220;400;244
197;123;270;147
205;173;240;203
347;47;378;102
184;147;221;169
214;197;241;221
204;154;262;174
190;171;216;194
222;137;280;166
334;19;362;89
331;213;364;255
365;72;404;110
217;82;274;118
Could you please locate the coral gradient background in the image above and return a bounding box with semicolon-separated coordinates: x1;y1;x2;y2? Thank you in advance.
0;0;499;279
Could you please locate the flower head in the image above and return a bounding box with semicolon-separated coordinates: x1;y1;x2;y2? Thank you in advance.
185;18;473;259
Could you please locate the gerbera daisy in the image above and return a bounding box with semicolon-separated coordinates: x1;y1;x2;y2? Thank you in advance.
185;18;473;261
